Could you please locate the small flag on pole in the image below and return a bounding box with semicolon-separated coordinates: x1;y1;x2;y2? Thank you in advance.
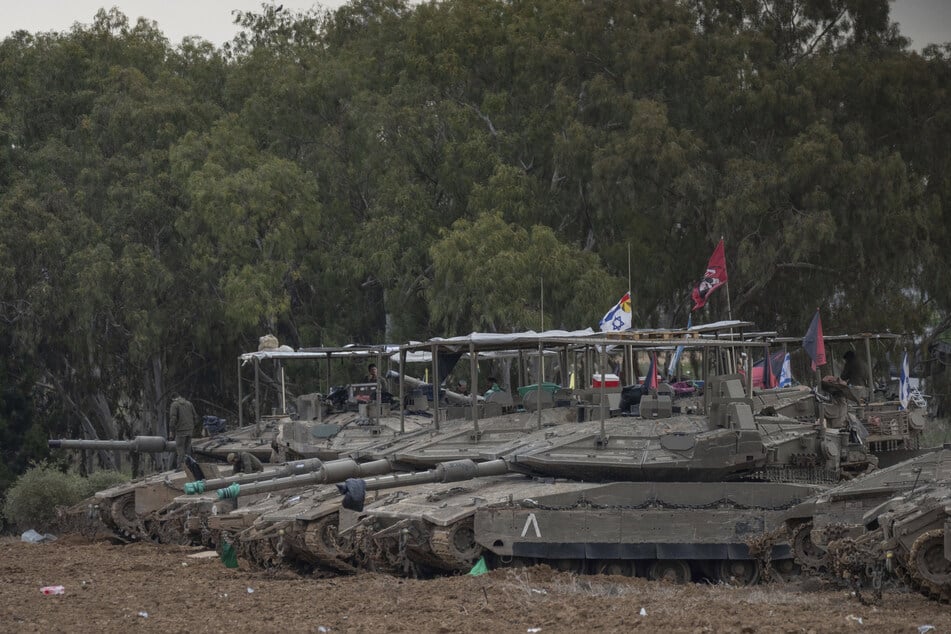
599;292;633;332
778;353;792;387
691;239;728;311
899;351;911;410
802;309;826;370
668;315;692;379
644;351;659;390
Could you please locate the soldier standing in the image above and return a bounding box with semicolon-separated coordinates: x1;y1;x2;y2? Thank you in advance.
169;394;198;468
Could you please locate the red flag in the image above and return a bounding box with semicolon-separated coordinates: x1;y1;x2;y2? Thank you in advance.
643;351;659;390
691;239;728;311
803;310;826;370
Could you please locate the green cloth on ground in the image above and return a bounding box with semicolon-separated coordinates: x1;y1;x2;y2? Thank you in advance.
220;542;239;569
468;556;488;576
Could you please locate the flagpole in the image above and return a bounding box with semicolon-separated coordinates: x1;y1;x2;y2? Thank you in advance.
722;236;733;321
540;275;544;331
627;242;634;385
627;242;632;296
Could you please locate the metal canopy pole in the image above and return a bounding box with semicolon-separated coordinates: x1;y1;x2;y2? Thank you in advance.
431;343;440;431
254;357;261;437
864;336;874;402
399;348;406;434
470;341;479;438
599;344;607;441
237;357;243;428
537;340;544;430
375;350;383;411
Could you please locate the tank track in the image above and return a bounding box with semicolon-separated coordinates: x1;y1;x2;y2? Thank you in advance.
827;531;885;605
299;514;360;574
234;522;288;570
907;529;951;603
427;519;482;571
107;493;144;541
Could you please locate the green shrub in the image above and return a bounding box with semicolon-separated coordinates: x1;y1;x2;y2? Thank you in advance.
2;462;83;532
76;469;130;499
1;463;130;533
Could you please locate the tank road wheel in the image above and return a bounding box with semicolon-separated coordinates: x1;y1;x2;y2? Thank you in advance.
596;560;634;577
716;559;761;585
770;558;802;582
909;529;951;602
110;494;141;539
550;559;586;574
790;522;828;572
430;519;483;570
648;560;691;584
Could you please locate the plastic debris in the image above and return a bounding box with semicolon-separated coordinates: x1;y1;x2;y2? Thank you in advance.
22;529;57;543
846;615;863;625
317;627;329;633
530;588;547;595
639;608;647;617
527;629;541;633
138;611;148;618
247;587;254;594
40;585;65;595
468;556;488;576
918;627;935;634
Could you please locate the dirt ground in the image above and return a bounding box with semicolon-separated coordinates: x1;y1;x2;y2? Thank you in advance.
1;535;948;634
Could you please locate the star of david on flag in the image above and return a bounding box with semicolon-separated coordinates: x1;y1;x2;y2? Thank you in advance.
599;292;633;332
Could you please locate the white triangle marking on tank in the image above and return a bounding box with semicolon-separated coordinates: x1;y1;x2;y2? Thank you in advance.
521;513;541;538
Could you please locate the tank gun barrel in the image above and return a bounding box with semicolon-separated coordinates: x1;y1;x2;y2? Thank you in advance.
215;458;394;499
48;436;175;453
361;458;510;491
184;457;327;494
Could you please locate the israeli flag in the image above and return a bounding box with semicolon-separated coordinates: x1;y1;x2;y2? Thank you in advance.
668;314;692;378
599;292;633;332
778;353;793;387
899;351;910;410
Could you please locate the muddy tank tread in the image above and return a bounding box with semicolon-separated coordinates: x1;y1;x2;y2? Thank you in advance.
108;493;145;540
907;529;951;603
827;532;887;604
300;514;360;574
231;521;289;569
428;519;482;571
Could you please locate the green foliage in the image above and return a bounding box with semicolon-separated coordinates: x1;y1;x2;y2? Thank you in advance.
75;470;130;500
2;462;129;532
2;463;81;532
3;0;951;486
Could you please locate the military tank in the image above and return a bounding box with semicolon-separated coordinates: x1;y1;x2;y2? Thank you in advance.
173;406;572;568
871;480;951;602
223;368;875;581
782;446;951;575
822;459;951;603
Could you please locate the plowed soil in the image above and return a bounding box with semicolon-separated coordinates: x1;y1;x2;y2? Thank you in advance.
1;535;948;633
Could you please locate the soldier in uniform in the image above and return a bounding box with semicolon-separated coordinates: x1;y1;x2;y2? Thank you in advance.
840;350;868;386
169;395;198;468
228;451;264;475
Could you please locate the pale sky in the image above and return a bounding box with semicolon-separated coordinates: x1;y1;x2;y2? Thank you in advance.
2;1;346;46
2;0;949;49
